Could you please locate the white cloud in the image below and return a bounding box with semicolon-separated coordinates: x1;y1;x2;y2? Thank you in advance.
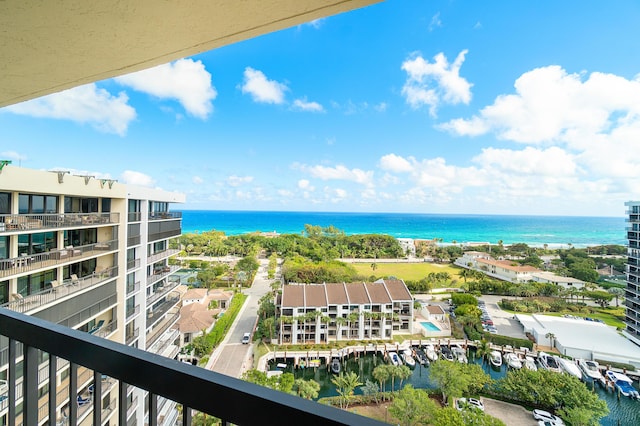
192;176;204;184
277;189;294;197
292;98;325;112
401;50;472;115
374;102;388;112
429;12;442;32
473;146;578;177
4;84;136;135
440;65;640;143
240;67;288;104
297;164;374;186
298;179;315;191
0;151;27;162
227;175;254;187
379;153;413;173
120;170;155;187
115;59;216;119
303;19;325;29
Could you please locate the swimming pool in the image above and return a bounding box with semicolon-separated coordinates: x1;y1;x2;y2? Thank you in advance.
420;321;441;332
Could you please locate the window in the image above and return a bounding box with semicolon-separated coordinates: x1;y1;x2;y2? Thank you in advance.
0;280;8;304
19;194;58;214
64;196;97;213
17;270;55;296
0;192;10;214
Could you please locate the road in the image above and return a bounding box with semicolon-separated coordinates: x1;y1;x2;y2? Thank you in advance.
208;258;275;377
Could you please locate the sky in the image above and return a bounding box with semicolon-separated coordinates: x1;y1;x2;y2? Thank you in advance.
2;0;640;217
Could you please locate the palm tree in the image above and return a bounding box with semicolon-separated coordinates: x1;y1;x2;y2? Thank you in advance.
331;371;362;409
395;365;412;388
475;339;491;364
545;332;556;350
373;364;391;398
608;287;624;307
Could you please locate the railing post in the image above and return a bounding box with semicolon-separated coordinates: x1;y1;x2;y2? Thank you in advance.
118;380;127;426
148;392;157;426
93;370;102;425
23;344;38;426
8;339;16;426
183;405;192;426
69;362;78;425
49;354;57;423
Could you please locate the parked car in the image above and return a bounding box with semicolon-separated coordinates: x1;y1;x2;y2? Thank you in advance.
532;409;565;425
455;397;484;412
241;332;251;344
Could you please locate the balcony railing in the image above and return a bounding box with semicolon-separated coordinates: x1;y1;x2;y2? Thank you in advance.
0;239;118;279
148;211;182;221
0;212;118;233
147;248;181;264
0;309;380;425
1;266;118;314
146;311;180;347
147;265;181;286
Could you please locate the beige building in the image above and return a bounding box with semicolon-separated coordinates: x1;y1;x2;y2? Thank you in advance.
0;165;184;425
278;278;413;344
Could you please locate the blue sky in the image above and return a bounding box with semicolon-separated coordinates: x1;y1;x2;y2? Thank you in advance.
2;0;640;217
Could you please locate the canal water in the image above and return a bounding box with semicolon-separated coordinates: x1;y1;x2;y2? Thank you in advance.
270;350;640;425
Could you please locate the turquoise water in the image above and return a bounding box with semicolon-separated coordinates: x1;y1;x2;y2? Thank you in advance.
420;321;441;332
181;210;625;247
273;350;640;425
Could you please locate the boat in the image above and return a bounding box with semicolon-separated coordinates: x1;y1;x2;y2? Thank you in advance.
440;346;455;362
330;357;341;374
504;352;522;369
388;351;402;366
276;363;288;370
402;348;416;368
576;359;603;382
537;352;562;373
414;347;429;366
451;345;468;363
523;356;538;371
605;370;640;398
489;350;502;368
555;356;582;380
424;344;439;362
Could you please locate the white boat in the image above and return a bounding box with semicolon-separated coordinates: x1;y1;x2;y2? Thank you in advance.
504;352;522;369
537;352;562;373
576;359;603;382
555;356;582;380
489;350;502;368
606;370;640;398
330;357;341;374
424;344;438;362
402;348;416;368
523;356;538;371
451;345;468;363
388;351;402;366
440;346;455;362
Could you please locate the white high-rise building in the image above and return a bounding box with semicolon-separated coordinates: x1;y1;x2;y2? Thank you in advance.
624;201;640;346
0;164;185;425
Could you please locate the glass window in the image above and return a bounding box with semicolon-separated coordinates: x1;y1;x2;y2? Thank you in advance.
45;196;57;213
31;195;44;213
0;280;8;304
0;236;8;259
102;198;111;212
18;194;29;214
0;192;10;214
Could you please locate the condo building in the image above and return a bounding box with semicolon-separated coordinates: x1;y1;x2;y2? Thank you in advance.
625;201;640;346
0;165;185;425
277;279;413;345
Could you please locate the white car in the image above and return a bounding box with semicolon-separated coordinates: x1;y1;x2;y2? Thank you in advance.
532;409;565;425
455;397;484;412
241;332;251;344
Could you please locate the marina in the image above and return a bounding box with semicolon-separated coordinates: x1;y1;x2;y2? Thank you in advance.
262;339;640;425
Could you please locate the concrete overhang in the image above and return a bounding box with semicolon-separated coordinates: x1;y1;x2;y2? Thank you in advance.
0;0;380;108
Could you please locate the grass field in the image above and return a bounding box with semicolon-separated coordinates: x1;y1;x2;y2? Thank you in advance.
351;261;461;282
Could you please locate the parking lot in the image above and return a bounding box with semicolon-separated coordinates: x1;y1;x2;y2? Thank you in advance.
478;295;528;339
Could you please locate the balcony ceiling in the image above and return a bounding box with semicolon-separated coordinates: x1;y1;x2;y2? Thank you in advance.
0;0;379;108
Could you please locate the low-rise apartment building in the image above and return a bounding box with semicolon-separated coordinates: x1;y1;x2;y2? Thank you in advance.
277;279;413;344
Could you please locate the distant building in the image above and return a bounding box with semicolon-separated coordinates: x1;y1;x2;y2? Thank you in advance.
624;201;640;346
531;272;585;289
277;279;413;344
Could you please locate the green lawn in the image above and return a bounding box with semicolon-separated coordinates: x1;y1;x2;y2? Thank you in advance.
352;261;462;283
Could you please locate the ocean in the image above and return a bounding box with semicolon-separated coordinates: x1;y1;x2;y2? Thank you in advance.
181;210;626;247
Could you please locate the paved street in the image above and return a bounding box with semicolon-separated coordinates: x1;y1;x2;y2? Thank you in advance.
208;258;275;377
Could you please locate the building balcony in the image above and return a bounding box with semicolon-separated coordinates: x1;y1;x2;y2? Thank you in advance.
0;310;379;425
147;265;181;286
147;248;181;264
147;279;181;306
0;212;119;234
148;211;182;221
1;266;118;314
147;309;180;347
0;239;118;279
